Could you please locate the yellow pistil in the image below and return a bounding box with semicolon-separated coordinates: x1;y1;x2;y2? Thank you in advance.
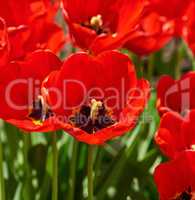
191;145;195;151
90;99;103;123
90;14;103;29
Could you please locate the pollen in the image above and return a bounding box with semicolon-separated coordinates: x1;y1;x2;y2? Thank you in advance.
90;99;103;123
191;145;195;151
90;14;103;28
69;99;116;133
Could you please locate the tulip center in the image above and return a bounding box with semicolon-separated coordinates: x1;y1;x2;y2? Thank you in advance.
173;187;193;200
28;95;53;125
69;99;115;133
81;14;110;35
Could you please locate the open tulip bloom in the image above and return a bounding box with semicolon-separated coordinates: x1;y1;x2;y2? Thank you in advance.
42;50;150;144
62;0;144;54
0;50;62;132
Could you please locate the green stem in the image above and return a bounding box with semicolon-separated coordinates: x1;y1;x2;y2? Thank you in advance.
67;140;78;200
136;55;144;78
188;49;195;71
0;134;5;200
147;54;155;81
182;40;195;71
52;132;58;200
191;58;195;71
87;145;94;200
174;39;182;79
94;148;103;185
23;134;32;200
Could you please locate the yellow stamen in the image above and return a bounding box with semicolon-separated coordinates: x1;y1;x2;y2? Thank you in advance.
90;14;103;28
191;145;195;151
90;99;103;123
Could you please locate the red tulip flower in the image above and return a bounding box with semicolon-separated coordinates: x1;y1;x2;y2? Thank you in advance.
62;0;144;54
0;0;65;61
124;7;174;55
42;51;150;144
148;0;192;19
155;110;195;159
183;2;195;55
157;72;195;116
0;50;62;132
154;151;195;200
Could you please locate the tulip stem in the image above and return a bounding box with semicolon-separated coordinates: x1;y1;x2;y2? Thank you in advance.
23;134;33;200
191;57;195;71
88;145;94;200
0;134;5;200
174;39;182;79
147;54;155;81
52;132;58;200
67;140;78;200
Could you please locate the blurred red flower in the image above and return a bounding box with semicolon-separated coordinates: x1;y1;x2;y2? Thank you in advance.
155;110;195;159
183;1;195;55
0;0;65;62
42;51;150;144
154;151;195;200
151;0;195;55
0;50;62;132
157;72;195;116
62;0;144;54
124;4;174;55
148;0;192;19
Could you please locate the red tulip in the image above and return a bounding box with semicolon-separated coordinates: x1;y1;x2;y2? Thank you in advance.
62;0;144;54
157;72;195;116
154;151;195;200
148;0;192;19
0;50;62;132
124;8;174;55
155;110;195;159
143;0;194;42
0;0;65;61
42;51;150;144
183;2;195;55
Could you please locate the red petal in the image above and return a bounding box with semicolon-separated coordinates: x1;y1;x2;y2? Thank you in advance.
157;75;177;115
0;18;10;67
7;116;61;133
155;111;184;158
154;151;195;200
149;0;192;19
124;11;174;55
44;51;136;117
0;50;61;120
157;72;195;115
